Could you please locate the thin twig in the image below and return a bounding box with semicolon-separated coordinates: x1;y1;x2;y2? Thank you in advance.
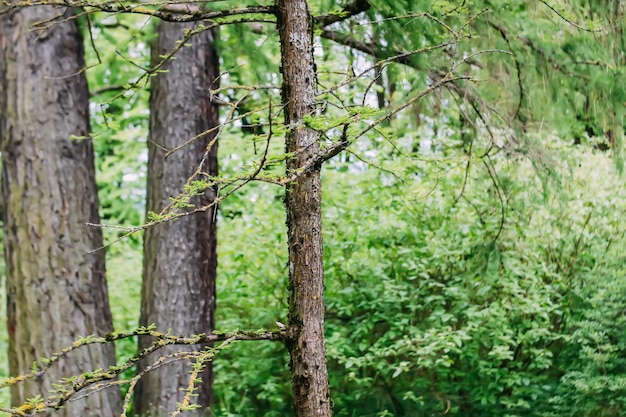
538;0;604;32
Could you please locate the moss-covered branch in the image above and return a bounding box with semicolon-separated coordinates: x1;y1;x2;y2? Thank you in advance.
0;327;284;416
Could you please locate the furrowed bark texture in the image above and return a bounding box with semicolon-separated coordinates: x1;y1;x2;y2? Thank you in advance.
276;0;332;416
136;21;219;417
0;7;121;416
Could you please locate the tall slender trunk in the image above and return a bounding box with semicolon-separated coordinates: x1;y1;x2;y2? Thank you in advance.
276;1;332;416
136;21;219;417
0;7;121;416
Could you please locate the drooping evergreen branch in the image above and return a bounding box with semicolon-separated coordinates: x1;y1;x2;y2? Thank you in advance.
486;21;525;120
320;29;470;68
317;11;539;163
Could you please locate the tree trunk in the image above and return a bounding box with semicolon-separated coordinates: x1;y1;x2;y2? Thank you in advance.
0;7;121;416
276;1;332;416
135;21;219;417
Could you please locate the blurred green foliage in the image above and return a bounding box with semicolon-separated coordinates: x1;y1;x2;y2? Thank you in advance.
209;136;626;417
2;1;626;416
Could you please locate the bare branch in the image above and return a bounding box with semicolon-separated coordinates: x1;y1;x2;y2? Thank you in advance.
89;84;129;97
314;0;370;27
0;2;276;22
0;328;283;392
319;29;376;56
538;0;604;32
302;73;469;170
0;326;285;416
320;29;463;68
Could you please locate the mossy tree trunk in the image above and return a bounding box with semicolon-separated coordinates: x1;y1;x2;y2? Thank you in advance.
0;7;121;416
135;21;219;417
276;0;332;416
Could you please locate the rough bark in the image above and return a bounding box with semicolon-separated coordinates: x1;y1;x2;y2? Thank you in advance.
0;7;121;416
276;1;332;416
135;21;219;417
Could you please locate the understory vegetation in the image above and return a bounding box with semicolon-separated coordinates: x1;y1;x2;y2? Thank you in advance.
1;1;625;415
212;137;626;416
5;132;624;417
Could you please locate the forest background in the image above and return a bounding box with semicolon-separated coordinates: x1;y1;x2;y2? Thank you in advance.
1;0;626;416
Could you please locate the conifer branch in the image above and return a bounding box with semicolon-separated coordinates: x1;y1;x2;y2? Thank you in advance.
0;328;283;416
0;2;275;22
314;0;370;27
538;0;604;32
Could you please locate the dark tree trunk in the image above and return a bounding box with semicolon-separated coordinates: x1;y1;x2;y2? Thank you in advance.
0;7;121;416
135;21;219;417
276;0;332;416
